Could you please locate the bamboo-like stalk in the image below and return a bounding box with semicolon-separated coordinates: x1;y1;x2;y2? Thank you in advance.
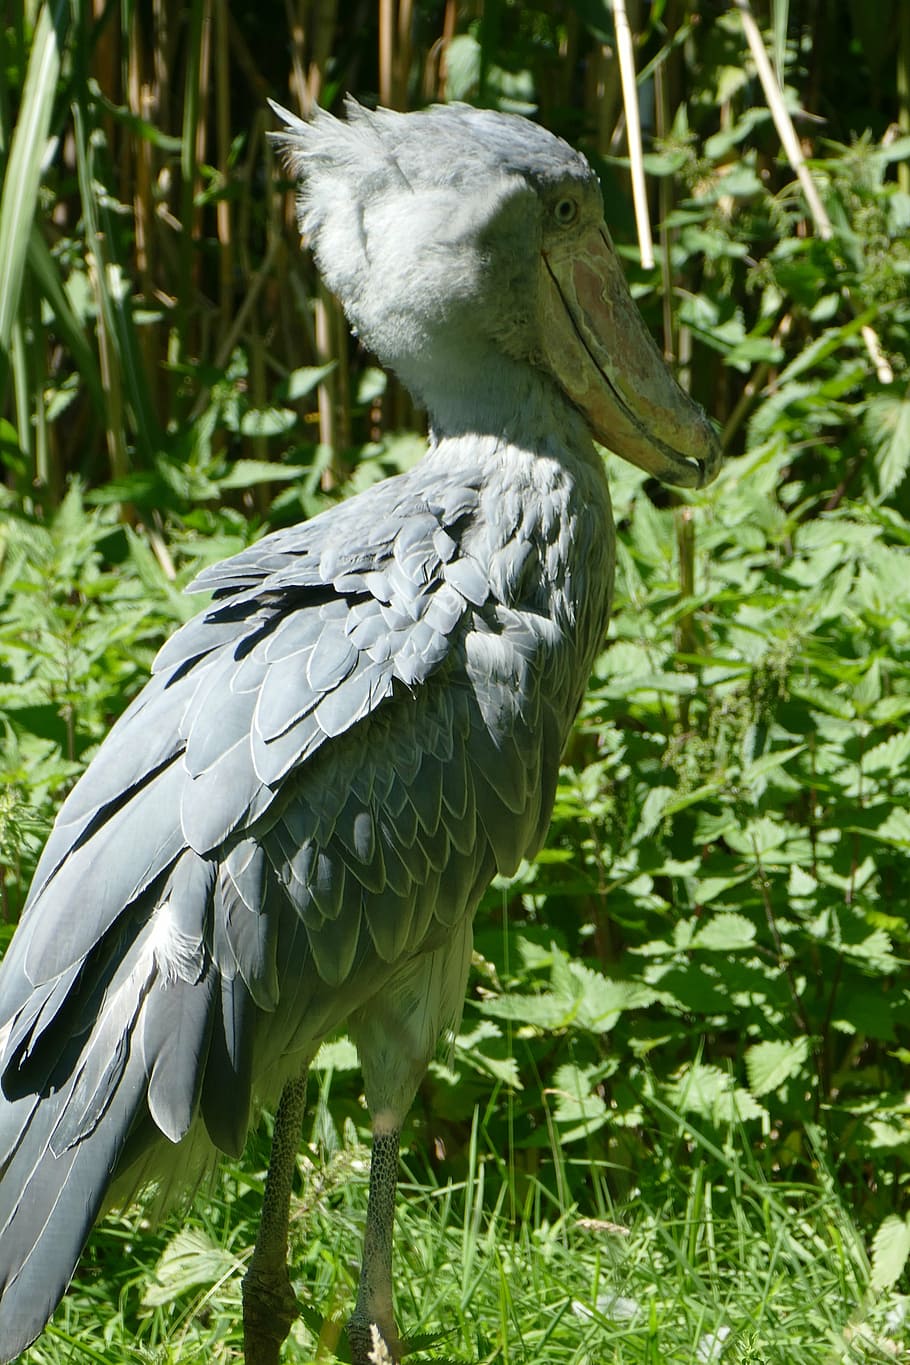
434;0;457;100
675;505;696;732
315;284;340;484
613;0;654;269
73;98;159;469
215;0;233;340
733;0;893;385
307;0;339;110
396;0;414;109
378;0;394;108
177;0;206;373
285;0;308;113
87;252;129;482
653;59;675;364
376;0;412;110
588;44;621;160
128;6;160;421
898;0;910;196
734;0;831;236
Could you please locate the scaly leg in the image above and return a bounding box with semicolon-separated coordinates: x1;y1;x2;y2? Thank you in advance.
242;1072;308;1365
347;1111;402;1365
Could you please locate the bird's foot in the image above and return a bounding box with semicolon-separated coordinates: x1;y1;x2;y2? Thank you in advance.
242;1263;301;1365
347;1312;401;1365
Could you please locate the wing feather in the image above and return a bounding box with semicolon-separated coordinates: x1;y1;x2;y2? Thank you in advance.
0;452;588;1365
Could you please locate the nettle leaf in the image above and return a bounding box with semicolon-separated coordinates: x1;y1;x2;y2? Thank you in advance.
865;808;910;850
217;459;300;490
864;390;910;500
745;1038;810;1097
143;1229;240;1306
237;406;297;437
693;912;757;951
567;962;659;1031
633;785;675;843
450;1022;523;1089
843;929;900;973
790;683;855;720
475;993;576;1031
692;874;752;905
547;1063;609;1140
725;816;791;859
668;1062;765;1124
864;731;910;776
312;1036;359;1071
278;361;337;402
871;1214;910;1290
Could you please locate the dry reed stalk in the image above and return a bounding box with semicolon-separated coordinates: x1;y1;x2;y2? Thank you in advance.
87;253;129;483
613;0;654;269
675;503;696;732
653;58;675;365
379;0;394;107
425;0;457;100
215;0;234;339
733;0;893;384
587;44;621;159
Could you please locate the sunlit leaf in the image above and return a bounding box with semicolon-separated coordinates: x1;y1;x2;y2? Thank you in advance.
746;1038;810;1097
871;1215;910;1291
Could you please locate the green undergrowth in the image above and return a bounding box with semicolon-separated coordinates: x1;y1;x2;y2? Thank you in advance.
4;2;910;1360
16;1090;908;1365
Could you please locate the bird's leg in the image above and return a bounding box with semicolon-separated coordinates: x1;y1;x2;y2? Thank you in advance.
347;1110;402;1365
242;1071;308;1365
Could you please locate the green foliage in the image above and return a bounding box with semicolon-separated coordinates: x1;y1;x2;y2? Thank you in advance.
3;0;910;1359
16;1080;910;1363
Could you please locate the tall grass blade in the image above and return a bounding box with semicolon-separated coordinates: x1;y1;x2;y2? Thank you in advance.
0;0;69;354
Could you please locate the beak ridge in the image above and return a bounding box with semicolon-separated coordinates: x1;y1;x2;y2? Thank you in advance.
539;227;721;489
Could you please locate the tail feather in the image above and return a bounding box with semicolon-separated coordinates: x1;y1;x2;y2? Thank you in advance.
0;1063;146;1363
0;888;222;1363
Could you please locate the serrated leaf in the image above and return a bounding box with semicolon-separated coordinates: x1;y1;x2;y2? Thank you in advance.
279;361;337;401
547;1063;609;1140
633;785;674;843
693;874;752;905
237;406;297;437
742;744;806;784
567;962;658;1031
312;1036;359;1071
143;1229;240;1306
844;928;899;972
865;390;910;500
217;459;301;489
693;912;757;951
871;1214;910;1290
745;1037;810;1097
725;816;788;858
864;730;910;776
668;1062;765;1123
868;808;910;849
475;992;575;1030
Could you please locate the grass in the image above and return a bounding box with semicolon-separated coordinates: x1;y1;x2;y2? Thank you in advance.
15;1081;909;1365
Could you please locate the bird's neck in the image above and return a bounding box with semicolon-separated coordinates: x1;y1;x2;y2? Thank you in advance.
397;342;600;470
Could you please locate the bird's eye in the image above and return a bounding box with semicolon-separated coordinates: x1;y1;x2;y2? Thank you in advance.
553;197;579;226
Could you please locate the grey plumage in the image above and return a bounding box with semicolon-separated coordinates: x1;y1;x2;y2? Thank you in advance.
0;96;719;1363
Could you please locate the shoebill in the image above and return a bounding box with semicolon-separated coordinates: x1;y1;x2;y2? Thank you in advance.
0;98;721;1365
